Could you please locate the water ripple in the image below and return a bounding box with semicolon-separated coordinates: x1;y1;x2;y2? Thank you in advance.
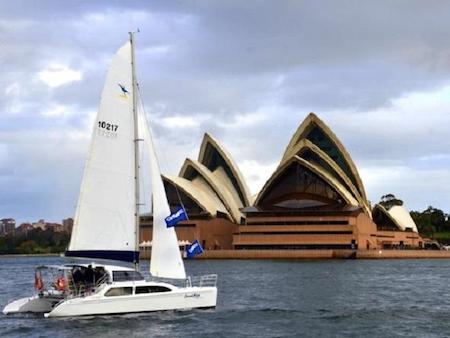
2;257;450;337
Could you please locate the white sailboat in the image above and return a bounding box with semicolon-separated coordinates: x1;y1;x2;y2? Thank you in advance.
3;33;217;317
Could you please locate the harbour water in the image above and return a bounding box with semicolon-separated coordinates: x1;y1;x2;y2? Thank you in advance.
1;256;450;337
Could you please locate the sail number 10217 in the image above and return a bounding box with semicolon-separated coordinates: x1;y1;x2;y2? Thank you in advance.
98;121;118;132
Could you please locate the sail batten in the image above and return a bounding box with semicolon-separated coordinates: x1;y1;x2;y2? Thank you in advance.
67;42;136;262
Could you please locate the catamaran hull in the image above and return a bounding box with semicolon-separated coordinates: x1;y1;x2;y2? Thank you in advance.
46;286;217;317
3;295;54;314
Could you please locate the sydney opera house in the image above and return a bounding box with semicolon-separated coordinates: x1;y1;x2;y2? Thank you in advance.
140;113;423;255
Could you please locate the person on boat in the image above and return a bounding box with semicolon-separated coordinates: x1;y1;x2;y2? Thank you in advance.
72;267;82;284
72;267;85;292
86;265;94;282
84;265;95;291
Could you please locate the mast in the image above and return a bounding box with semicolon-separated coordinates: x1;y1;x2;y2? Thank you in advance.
129;31;140;271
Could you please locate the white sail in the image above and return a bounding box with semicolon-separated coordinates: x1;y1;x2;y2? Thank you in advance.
139;111;186;279
67;42;138;262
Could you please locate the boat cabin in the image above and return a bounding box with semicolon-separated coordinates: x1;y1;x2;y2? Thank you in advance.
36;263;146;296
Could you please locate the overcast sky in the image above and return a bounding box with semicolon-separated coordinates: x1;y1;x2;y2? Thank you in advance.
1;0;449;224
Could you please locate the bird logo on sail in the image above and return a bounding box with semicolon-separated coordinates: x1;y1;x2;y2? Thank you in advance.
118;83;129;99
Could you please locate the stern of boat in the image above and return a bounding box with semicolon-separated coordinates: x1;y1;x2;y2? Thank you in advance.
184;274;218;309
3;295;54;315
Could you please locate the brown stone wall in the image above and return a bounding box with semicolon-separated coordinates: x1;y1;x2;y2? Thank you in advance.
234;233;354;246
200;249;338;259
234;213;358;249
239;225;353;233
374;230;422;248
357;249;448;259
352;212;423;249
245;215;354;224
353;212;379;250
140;217;237;250
140;210;425;256
196;249;450;259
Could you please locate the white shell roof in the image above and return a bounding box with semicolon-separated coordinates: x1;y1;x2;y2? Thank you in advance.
388;205;419;233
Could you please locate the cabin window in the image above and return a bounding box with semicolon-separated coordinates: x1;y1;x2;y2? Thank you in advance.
112;271;144;282
135;286;171;294
105;287;133;297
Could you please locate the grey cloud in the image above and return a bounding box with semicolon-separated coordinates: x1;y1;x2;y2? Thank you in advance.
1;1;450;222
0;130;88;222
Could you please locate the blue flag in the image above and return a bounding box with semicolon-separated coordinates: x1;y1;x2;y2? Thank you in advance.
165;206;188;228
186;240;204;259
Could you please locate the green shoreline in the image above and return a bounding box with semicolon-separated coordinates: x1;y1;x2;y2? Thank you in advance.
0;253;61;258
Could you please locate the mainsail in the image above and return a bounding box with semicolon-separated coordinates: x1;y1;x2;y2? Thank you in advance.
139;111;186;279
66;42;138;262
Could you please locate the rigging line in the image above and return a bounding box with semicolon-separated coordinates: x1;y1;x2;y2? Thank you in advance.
136;84;188;217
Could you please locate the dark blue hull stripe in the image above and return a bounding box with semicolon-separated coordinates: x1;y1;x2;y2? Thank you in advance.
65;250;139;263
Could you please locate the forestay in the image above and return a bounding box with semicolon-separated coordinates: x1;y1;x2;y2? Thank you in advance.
66;42;138;263
139;111;186;279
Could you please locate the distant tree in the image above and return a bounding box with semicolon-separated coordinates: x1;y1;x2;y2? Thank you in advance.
0;237;6;254
17;240;39;254
379;194;403;210
0;234;17;254
424;206;446;232
411;206;448;238
383;193;396;200
0;228;70;254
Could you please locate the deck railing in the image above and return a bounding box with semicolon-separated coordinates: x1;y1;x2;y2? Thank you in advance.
186;274;218;288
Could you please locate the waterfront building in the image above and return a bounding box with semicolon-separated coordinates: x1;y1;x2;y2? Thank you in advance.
0;218;15;236
234;113;421;251
12;218;71;235
16;222;33;234
27;219;64;232
62;218;74;233
32;219;47;231
140;113;423;253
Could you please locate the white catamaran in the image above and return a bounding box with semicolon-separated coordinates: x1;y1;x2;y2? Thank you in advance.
3;33;217;317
